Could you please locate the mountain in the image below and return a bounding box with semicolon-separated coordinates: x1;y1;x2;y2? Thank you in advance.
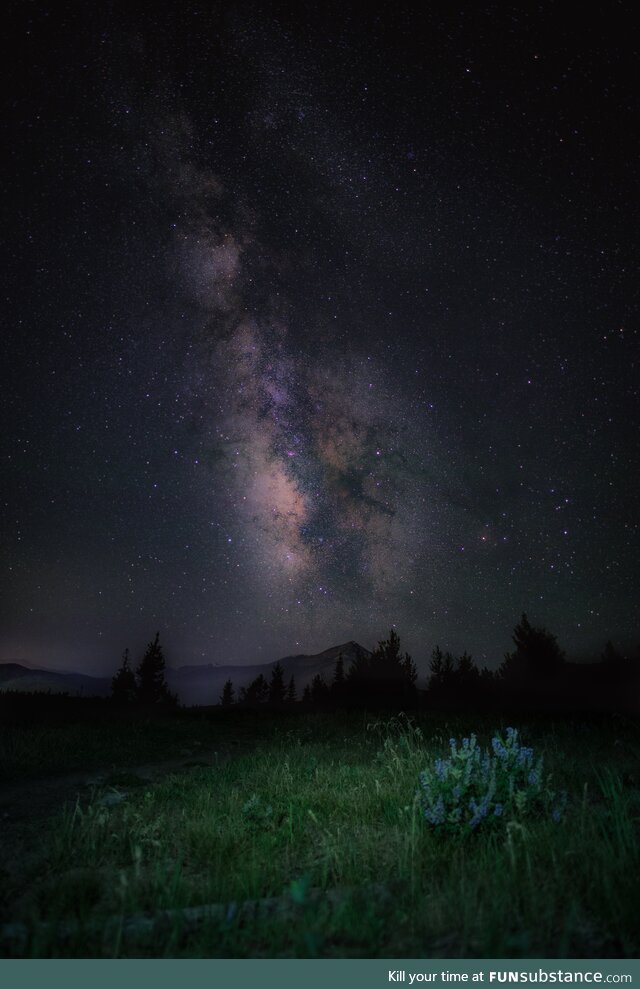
0;663;35;682
0;662;112;697
0;641;371;706
167;640;371;706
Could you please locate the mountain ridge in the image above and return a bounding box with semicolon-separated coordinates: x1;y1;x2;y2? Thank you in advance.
0;640;372;705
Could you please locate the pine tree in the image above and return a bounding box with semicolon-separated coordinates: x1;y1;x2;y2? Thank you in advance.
333;653;345;686
310;673;329;705
331;653;347;706
400;646;419;688
347;629;417;707
136;632;174;705
456;651;479;686
601;640;624;669
429;646;444;680
220;679;235;706
268;661;286;707
240;673;269;706
111;648;137;704
286;674;297;704
600;640;634;683
427;647;456;698
500;613;565;680
301;684;312;705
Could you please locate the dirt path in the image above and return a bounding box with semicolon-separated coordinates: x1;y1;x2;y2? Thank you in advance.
0;745;230;878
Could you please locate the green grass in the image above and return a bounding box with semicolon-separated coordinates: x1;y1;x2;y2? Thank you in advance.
2;711;639;957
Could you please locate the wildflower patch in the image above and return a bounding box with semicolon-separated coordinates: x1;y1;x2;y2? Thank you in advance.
418;727;567;834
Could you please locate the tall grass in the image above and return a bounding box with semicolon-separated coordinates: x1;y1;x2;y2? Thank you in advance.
2;712;639;957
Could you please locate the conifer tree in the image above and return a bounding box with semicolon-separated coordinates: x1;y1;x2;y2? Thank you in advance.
500;613;565;680
111;648;137;704
310;673;329;705
220;679;235;706
240;673;269;706
601;640;624;669
331;653;346;704
286;674;297;704
428;647;457;697
347;629;417;707
268;661;286;706
136;632;175;705
456;651;480;686
600;640;634;683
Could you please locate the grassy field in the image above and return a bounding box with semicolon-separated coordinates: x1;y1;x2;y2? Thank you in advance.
1;708;639;958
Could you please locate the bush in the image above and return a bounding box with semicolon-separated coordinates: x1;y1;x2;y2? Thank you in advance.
418;727;566;833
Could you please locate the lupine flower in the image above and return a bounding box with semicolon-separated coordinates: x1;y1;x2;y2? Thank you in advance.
492;737;507;758
418;728;566;834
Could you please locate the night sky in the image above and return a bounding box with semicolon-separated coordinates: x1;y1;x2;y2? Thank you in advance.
2;2;638;677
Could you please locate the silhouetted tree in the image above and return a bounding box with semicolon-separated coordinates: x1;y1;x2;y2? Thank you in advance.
427;647;482;707
333;653;345;687
286;674;297;704
330;653;347;705
111;648;137;704
600;640;638;687
499;613;565;681
428;646;456;693
269;661;286;707
601;640;625;670
301;684;312;705
310;673;330;706
239;673;269;707
136;633;176;705
456;651;480;689
346;629;417;708
220;679;235;706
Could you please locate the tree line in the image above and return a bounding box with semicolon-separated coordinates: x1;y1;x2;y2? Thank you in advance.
219;630;416;710
110;616;639;712
212;615;639;712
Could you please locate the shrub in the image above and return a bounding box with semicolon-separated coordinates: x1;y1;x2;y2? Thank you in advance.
418;727;566;833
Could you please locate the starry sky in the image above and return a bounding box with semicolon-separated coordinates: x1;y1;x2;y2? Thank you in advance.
2;2;638;676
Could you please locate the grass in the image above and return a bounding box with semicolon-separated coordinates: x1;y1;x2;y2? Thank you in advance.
1;709;639;957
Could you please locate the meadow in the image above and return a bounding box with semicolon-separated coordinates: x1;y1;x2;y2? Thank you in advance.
1;706;639;958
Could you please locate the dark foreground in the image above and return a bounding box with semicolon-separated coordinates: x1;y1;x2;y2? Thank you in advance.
0;700;639;958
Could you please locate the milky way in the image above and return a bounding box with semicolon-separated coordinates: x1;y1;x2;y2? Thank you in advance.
2;4;638;673
166;134;441;656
